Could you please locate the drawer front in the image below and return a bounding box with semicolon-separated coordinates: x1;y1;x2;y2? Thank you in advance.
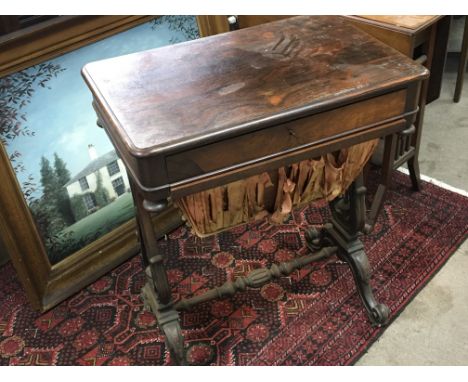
166;90;406;183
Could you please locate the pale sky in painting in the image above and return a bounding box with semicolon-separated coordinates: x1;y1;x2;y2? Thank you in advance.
5;17;199;199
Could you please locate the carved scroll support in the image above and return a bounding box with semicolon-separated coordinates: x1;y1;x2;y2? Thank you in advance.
141;268;186;365
338;243;390;325
174;246;338;311
306;173;390;326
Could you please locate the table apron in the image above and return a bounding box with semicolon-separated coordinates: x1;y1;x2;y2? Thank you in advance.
170;117;408;199
166;90;407;184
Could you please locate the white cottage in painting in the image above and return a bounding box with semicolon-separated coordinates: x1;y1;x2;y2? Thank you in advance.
65;145;130;211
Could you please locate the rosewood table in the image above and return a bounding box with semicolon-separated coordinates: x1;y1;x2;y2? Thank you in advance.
82;16;428;364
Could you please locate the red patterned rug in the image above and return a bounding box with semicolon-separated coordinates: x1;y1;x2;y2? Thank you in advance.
0;169;467;366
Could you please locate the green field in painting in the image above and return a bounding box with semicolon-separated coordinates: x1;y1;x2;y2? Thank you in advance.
61;192;135;242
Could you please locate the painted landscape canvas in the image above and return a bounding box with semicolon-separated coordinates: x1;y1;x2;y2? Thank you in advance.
0;16;199;264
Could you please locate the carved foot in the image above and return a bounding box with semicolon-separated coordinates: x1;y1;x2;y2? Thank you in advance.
370;303;390;326
337;245;389;327
161;311;186;365
141;282;186;365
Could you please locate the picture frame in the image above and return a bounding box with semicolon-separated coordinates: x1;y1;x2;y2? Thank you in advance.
0;16;155;77
0;15;184;312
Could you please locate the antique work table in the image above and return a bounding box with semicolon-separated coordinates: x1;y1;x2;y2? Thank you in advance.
82;16;428;364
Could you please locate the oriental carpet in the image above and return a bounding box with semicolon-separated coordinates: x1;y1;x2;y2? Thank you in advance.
0;169;467;365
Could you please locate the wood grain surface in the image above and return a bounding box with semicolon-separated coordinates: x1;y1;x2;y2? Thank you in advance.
83;16;428;158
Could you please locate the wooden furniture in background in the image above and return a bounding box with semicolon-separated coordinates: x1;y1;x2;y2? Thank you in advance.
84;16;428;364
345;16;450;104
454;16;468;103
196;16;230;37
344;16;450;227
196;15;290;35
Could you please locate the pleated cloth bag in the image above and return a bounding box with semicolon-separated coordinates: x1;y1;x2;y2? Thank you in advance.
175;139;378;237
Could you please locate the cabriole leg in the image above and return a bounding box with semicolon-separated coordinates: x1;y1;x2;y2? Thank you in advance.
306;173;389;326
336;242;390;326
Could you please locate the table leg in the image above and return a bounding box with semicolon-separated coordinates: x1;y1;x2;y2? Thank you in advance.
130;181;186;365
307;173;389;326
407;155;422;192
366;133;399;232
454;16;468;103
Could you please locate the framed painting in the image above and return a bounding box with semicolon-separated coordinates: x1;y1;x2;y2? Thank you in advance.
0;15;201;311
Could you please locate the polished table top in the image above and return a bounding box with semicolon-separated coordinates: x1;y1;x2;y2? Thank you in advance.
83;16;429;202
82;16;428;159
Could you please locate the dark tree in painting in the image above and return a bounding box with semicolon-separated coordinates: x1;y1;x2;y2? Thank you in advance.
35;153;77;232
29;198;64;245
54;153;75;225
54;152;70;186
36;156;66;235
40;156;58;198
30;152;88;263
29;152;85;262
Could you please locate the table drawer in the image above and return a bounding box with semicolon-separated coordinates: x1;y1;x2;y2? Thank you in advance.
166;90;406;183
